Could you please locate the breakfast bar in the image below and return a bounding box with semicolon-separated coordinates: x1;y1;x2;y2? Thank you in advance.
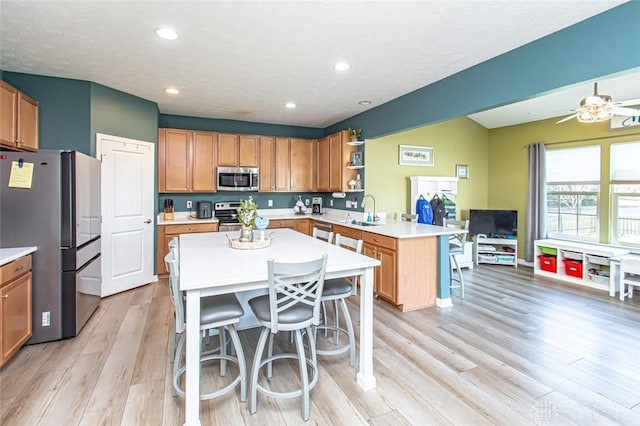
179;228;380;426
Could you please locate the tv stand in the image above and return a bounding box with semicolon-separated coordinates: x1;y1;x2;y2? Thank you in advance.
473;235;518;267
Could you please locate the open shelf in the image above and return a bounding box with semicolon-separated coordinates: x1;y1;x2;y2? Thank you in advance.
346;140;365;146
346;165;365;169
345;189;365;193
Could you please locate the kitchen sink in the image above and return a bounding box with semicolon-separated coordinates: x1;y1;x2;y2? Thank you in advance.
356;221;383;226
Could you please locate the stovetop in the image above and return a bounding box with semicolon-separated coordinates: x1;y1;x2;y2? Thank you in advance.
214;201;241;224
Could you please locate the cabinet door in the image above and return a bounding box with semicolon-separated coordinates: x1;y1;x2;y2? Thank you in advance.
316;136;330;191
259;137;275;191
239;135;259;167
1;272;32;366
329;132;343;191
377;246;397;303
17;92;38;152
191;132;216;192
274;137;290;191
0;81;18;149
156;226;168;275
290;138;315;191
217;133;239;166
293;219;310;235
363;243;379;294
159;129;191;192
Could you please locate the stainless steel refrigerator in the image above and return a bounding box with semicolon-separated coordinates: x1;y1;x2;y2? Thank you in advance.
0;150;101;344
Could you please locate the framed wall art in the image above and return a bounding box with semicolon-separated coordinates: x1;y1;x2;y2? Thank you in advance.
456;164;469;179
399;145;434;166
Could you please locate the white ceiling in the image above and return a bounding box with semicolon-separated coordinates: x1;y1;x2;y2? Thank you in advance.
0;0;634;129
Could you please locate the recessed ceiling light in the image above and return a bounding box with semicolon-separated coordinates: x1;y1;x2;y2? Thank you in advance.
358;100;372;105
334;62;351;71
164;87;180;95
285;102;296;109
155;27;179;40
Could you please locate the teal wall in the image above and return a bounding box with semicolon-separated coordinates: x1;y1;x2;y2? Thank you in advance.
3;72;92;154
90;83;159;154
327;1;640;138
159;114;323;139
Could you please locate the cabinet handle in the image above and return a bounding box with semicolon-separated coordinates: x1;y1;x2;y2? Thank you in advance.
374;238;381;242
188;227;195;231
14;265;24;272
2;294;8;299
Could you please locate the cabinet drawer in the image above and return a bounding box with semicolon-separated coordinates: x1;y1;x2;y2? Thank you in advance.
333;225;362;241
362;232;396;250
268;219;294;229
164;223;218;235
0;255;32;285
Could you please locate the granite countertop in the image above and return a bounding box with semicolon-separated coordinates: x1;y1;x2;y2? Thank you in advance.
157;208;465;239
0;247;37;267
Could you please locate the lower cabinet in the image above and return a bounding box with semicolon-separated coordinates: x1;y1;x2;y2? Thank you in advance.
362;232;397;303
267;218;309;235
157;223;219;276
1;254;32;367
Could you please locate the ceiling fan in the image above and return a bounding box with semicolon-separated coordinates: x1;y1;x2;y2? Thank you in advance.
556;82;640;124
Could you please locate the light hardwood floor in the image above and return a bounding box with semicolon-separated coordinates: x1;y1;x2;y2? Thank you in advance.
2;265;640;425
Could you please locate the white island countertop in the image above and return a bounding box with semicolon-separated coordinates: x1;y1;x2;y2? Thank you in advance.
0;247;37;267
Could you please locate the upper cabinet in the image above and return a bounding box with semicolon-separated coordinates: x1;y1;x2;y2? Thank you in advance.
158;128;217;193
0;80;39;152
290;138;316;191
316;130;357;192
259;137;290;192
217;133;259;167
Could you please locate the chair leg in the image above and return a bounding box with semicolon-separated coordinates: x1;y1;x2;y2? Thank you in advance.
173;333;186;396
450;253;464;299
321;301;328;338
267;332;275;379
169;332;176;364
333;300;340;344
293;329;310;421
219;327;227;377
227;325;247;402
250;327;270;415
339;298;357;367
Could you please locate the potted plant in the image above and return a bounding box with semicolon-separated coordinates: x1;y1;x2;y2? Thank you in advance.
237;197;258;241
347;127;362;141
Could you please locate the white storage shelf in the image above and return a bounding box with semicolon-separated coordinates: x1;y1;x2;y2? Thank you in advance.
474;236;518;267
534;238;629;292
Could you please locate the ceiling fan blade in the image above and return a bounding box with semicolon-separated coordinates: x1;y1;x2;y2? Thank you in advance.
612;106;640;116
616;98;640;107
556;113;578;124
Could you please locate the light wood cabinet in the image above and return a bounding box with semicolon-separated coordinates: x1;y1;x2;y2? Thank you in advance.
363;232;397;302
158;129;216;193
0;80;39;152
1;254;32;368
316;136;330;191
266;219;309;235
217;133;259;167
290;138;315;191
294;218;310;235
316;131;357;192
156;223;219;275
259;137;290;192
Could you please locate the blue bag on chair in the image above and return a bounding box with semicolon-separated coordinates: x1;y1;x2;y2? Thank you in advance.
416;195;433;224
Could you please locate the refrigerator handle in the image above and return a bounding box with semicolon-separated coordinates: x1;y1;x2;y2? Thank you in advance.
60;151;74;248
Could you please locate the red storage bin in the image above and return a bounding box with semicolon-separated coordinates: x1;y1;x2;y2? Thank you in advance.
538;255;557;273
563;259;583;278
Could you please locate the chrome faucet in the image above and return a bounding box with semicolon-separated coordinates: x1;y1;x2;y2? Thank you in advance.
361;194;380;222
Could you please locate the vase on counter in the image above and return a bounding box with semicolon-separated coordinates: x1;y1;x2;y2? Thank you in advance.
239;225;253;242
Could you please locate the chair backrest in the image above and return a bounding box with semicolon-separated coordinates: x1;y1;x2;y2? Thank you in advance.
168;236;179;262
334;234;363;254
164;251;185;334
267;254;328;333
312;227;334;244
444;219;469;247
401;213;417;223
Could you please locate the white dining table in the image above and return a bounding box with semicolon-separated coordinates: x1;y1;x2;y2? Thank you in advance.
179;228;381;426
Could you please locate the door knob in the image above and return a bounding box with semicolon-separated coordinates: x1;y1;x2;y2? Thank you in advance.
144;219;152;224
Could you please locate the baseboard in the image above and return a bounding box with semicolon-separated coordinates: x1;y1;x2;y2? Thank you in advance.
436;297;453;308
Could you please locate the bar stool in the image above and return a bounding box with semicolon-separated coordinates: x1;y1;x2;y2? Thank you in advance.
316;234;362;367
619;256;640;301
248;255;328;421
164;251;247;401
444;219;469;298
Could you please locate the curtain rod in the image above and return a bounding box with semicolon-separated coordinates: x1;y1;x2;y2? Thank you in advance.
523;130;640;148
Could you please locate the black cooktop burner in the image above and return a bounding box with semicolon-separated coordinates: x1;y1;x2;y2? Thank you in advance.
214;201;241;224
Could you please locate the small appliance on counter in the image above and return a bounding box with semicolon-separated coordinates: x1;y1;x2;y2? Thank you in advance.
312;197;323;214
293;195;306;214
197;201;213;219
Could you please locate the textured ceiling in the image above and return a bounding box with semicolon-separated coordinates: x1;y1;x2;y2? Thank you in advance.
0;0;631;129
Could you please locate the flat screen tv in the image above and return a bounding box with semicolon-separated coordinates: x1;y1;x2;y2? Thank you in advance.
469;209;518;237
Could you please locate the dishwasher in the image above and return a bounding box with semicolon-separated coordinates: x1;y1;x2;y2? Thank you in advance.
314;220;333;234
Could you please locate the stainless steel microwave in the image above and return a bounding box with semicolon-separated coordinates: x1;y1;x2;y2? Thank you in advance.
217;167;259;191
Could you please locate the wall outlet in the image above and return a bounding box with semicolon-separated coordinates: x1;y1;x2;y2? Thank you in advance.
42;311;50;327
329;199;333;207
305;199;310;206
186;201;192;209
268;199;273;207
345;200;351;208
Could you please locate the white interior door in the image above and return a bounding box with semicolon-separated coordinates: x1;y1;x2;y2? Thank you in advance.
97;133;156;297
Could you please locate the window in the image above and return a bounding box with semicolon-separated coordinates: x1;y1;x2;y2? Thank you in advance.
611;141;640;246
546;146;600;241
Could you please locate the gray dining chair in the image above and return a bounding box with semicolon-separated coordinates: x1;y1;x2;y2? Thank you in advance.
164;247;247;401
316;234;362;367
248;254;328;421
312;227;334;244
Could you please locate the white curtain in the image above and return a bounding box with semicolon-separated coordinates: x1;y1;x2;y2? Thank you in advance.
525;143;547;262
